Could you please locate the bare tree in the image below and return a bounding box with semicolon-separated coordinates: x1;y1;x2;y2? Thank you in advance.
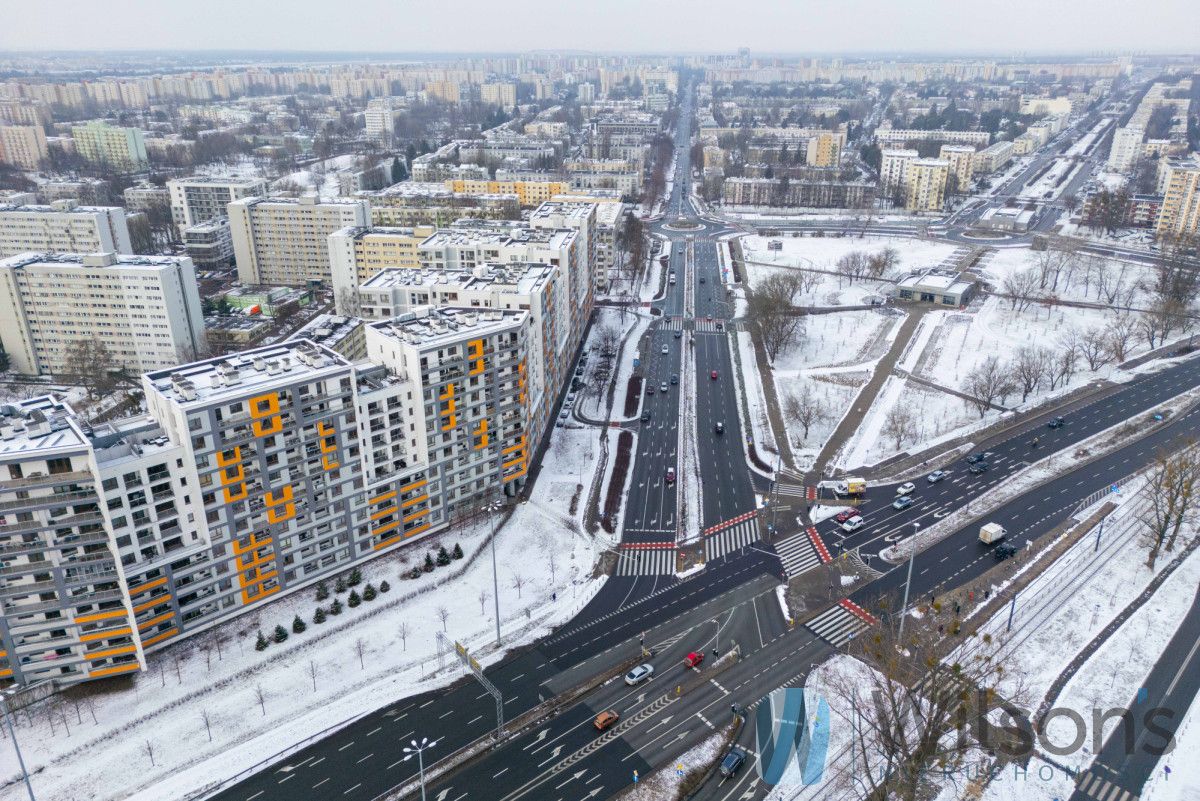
200;709;213;742
1010;346;1048;403
254;685;267;716
782;383;829;441
354;637;367;669
746;272;806;361
866;247;899;278
1001;269;1040;313
1105;316;1138;362
962;356;1014;418
836;251;870;284
63;339;120;400
436;605;450;631
143;739;156;767
1078;327;1112;371
1142;448;1200;568
510;573;526;599
398;621;410;651
595;324;621;358
881;404;917;450
307;660;319;692
826;614;1027;801
477;588;490;615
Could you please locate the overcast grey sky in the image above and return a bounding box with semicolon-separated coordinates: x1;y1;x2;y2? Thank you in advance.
1;0;1195;55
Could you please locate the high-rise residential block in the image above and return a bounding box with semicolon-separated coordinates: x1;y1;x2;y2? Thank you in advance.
904;159;950;212
1156;159;1200;240
328;225;436;313
938;144;977;192
0;124;49;170
880;149;919;193
70;121;148;172
0;251;207;375
0;199;132;257
228;195;371;286
167;176;268;234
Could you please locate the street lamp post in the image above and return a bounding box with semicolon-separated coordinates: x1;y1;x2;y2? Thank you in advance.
712;618;720;657
488;499;503;647
1;689;35;801
897;523;919;641
402;737;438;801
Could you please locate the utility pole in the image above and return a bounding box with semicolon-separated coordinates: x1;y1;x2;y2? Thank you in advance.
897;523;919;641
1;690;35;801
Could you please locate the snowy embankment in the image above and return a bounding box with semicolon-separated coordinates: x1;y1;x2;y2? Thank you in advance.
734;330;777;474
9;437;609;801
679;327;703;544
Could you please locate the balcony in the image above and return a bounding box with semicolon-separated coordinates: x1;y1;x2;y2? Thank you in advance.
0;470;93;492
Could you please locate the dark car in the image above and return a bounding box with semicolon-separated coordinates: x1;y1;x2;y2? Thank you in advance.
715;421;724;435
719;746;748;777
969;462;989;475
641;411;650;423
994;542;1017;561
1047;416;1065;429
966;454;984;464
674;330;682;339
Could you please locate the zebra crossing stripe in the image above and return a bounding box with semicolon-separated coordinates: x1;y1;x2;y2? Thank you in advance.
805;604;871;647
806;527;832;563
616;548;677;576
703;520;759;561
838;598;878;625
774;532;823;578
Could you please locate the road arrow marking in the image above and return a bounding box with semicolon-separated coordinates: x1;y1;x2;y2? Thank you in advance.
648;715;674;730
555;770;587;790
435;790;450;801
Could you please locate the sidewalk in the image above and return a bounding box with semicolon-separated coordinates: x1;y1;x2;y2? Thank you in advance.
810;305;929;480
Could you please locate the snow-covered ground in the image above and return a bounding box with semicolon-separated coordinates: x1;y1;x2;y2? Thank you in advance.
625;725;732;800
735;330;778;467
7;425;608;801
741;235;961;308
1143;689;1200;801
273;154;362;197
978;247;1158;308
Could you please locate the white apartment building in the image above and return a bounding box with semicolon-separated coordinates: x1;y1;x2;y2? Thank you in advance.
0;124;48;170
973;140;1015;174
880;149;919;193
1108;126;1146;172
0;251;206;375
228;195;371;286
905;159;950;212
364;97;397;146
329;225;436;314
875;127;990;148
480;82;517;108
167;176;269;234
71;121;148;172
183;216;235;270
0;200;132;257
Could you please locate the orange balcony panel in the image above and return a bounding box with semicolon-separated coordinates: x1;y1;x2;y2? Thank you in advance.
403;507;430;524
404;521;432;538
370;490;397;505
223;483;248;503
250;393;280;418
75;608;128;624
87;663;141;679
127;576;168;596
0;668;11;678
439;382;456;401
322;454;340;471
265;485;293;507
232;533;272;555
374;534;403;551
136;610;175;631
370;505;398;521
503;465;528;483
401;493;428;510
502;453;526;470
86;644;137;661
216;446;242;467
317;420;335;436
373;519;400;536
400;478;427;493
133;594;172;614
242;584;280;604
469;358;485;376
219;463;244;485
140;628;179;648
267;504;295;524
80;626;132;643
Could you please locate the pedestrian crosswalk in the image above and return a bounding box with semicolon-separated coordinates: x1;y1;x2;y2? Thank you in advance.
693;319;729;333
660;317;684;331
805;599;877;647
704;519;760;561
774;531;824;578
774;482;816;502
654;317;735;333
1074;769;1138;801
615;547;678;576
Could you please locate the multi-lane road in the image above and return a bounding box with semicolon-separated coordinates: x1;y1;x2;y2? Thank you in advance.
211;79;1200;801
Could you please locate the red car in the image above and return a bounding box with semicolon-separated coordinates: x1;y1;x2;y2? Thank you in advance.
684;651;705;668
710;370;718;380
834;507;862;524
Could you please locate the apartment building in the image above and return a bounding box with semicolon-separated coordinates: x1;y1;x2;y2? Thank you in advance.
445;178;570;207
123;184;171;214
364;97;397;146
1019;95;1074;115
973;140;1015;174
228;195;371;286
905;159;950;212
480;82;517;108
329;225;436;313
805;131;844;168
938;144;977;192
183;217;235;270
71;121;148;172
359;265;562;445
875;127;990;148
880;149;919;193
167;177;269;234
0;251;206;375
0;200;132;257
0;125;48;170
1156;159;1200;240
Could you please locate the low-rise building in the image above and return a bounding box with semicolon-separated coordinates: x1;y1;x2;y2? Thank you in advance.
183;216;234;269
894;269;976;306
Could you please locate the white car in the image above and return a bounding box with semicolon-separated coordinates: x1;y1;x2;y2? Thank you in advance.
896;482;915;496
661;344;669;355
624;663;655;685
840;516;864;532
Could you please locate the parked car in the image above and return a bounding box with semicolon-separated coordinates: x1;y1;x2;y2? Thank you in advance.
719;746;748;777
594;710;620;731
624;664;655;686
716;322;723;330
841;516;864;532
927;470;946;483
684;651;705;668
893;496;915;510
1047;416;1066;429
834;507;861;524
699;276;706;284
646;384;655;396
896;482;915;496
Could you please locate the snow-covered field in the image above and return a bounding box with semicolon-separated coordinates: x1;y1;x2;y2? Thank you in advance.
6;424;608;801
979;247;1159;308
273;154;362;197
735;330;778;465
741;235;961;308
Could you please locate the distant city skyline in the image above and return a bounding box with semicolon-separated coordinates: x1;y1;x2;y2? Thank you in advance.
2;0;1197;56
